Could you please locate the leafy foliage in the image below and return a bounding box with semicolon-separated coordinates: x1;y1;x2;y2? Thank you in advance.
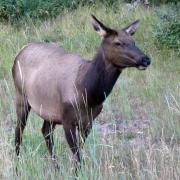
0;0;71;22
150;0;178;4
124;0;178;4
0;0;118;23
153;5;180;52
0;0;179;24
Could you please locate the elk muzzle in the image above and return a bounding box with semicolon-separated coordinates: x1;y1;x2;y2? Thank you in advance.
137;56;151;70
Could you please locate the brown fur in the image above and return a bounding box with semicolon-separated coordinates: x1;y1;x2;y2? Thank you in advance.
12;15;150;170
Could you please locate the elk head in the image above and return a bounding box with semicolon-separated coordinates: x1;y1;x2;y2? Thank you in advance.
91;15;151;70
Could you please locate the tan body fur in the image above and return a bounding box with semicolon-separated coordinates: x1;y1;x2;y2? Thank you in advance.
13;43;101;126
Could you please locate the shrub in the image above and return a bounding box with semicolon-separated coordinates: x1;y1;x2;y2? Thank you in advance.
150;0;178;4
124;0;178;5
0;0;119;23
0;0;72;22
153;5;180;53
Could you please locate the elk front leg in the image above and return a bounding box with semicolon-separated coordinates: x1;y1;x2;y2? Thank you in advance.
63;124;81;170
78;122;92;148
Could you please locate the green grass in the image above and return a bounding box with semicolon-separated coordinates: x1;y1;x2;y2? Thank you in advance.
0;3;179;179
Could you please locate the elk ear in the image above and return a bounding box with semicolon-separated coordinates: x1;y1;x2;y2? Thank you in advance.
123;20;140;36
91;14;115;37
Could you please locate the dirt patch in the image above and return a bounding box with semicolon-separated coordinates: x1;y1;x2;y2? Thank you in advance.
97;95;151;146
99;119;150;138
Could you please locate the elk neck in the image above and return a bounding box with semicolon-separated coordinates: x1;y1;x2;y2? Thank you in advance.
81;47;122;107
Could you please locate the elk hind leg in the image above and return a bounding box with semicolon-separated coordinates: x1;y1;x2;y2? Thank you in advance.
15;94;31;156
41;121;59;168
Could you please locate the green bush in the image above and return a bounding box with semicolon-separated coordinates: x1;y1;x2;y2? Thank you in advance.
0;0;118;23
0;0;73;22
150;0;178;4
124;0;178;4
153;5;180;52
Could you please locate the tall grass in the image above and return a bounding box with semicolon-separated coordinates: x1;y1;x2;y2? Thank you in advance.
0;3;179;179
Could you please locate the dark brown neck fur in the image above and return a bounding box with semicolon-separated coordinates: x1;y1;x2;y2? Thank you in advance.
82;48;121;107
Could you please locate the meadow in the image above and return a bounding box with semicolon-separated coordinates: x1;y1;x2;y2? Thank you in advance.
0;2;179;179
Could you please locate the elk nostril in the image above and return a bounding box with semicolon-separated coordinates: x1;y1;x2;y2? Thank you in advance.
142;56;151;66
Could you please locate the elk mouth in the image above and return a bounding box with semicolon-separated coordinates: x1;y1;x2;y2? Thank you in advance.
137;65;147;70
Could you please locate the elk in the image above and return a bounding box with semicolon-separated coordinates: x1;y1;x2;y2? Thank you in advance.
12;15;150;169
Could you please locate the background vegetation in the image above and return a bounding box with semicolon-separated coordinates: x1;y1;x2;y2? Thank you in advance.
154;4;180;53
0;0;179;22
0;0;179;179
